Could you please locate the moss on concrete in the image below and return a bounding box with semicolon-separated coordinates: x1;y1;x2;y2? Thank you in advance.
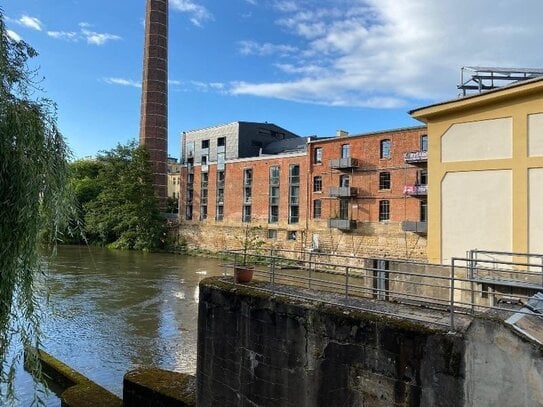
61;384;122;407
200;276;446;335
27;348;122;406
124;368;196;406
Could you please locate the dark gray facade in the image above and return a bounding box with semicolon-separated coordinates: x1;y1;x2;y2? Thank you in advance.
181;121;301;165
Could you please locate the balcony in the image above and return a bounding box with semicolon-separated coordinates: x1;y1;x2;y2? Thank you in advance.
330;157;358;170
217;180;225;188
403;184;427;196
401;221;427;234
404;150;427;164
187;165;194;174
201;164;208;173
328;218;357;231
329;186;357;198
244;196;252;204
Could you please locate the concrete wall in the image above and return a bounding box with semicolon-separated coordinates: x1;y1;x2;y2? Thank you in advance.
197;278;543;407
197;277;466;406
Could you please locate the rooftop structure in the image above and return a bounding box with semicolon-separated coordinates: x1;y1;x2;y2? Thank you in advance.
458;66;543;96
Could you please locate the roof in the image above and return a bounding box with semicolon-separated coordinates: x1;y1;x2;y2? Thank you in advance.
308;125;426;145
262;137;313;154
182;121;296;135
410;75;543;121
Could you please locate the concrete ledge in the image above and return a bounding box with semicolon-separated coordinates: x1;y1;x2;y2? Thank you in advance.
61;384;122;407
123;368;196;406
27;348;122;407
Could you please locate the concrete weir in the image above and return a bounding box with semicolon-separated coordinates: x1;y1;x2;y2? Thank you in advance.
197;277;543;407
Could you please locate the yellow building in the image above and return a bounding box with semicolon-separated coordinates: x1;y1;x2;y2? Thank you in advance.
411;77;543;264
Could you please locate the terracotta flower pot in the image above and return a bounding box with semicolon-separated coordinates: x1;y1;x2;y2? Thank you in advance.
234;265;254;283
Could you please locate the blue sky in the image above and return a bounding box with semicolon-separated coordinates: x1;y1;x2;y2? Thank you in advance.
3;0;543;159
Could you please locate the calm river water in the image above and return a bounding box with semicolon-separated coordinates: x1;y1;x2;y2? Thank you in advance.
14;245;225;406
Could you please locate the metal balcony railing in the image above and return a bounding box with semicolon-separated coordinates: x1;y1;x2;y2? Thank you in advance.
328;218;357;230
401;221;427;234
404;150;427;163
329;186;357;198
403;184;427;196
330;157;358;170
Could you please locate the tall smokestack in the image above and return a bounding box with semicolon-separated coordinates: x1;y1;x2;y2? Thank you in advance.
140;0;168;208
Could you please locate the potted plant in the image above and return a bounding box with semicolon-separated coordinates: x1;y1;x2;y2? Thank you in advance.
234;225;265;283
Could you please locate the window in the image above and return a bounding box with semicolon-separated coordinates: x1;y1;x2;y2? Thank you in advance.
313;176;322;192
217;137;226;147
420;135;428;152
289;205;299;224
289;164;300;184
243;168;252;222
289;165;300;224
417;169;428;185
269;166;280;185
339;175;349;188
314;147;322;164
380;139;391;159
243;205;251;222
313;199;322;219
216;205;224;221
287;231;297;241
201;139;209;149
269;166;280;223
379;172;391;190
420;200;427;222
341;144;350;159
267;229;277;239
379;200;390;221
244;168;253;185
269;206;279;223
200;205;208;220
339;199;349;219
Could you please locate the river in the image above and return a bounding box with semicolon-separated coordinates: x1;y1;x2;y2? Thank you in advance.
13;245;225;406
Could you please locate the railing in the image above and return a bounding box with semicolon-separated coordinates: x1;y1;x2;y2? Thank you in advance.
403;184;427;195
221;248;543;331
330;157;358;170
401;221;427;233
404;151;427;163
328;218;356;230
329;186;357;198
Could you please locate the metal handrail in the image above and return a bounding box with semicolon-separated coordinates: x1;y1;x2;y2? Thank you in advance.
222;249;543;331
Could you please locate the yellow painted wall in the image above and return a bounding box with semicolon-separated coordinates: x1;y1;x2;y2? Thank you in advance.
412;81;543;263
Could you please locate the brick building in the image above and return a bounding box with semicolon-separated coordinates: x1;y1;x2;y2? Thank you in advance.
178;123;429;259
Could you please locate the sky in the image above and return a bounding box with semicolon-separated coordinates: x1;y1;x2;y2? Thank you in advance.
3;0;543;159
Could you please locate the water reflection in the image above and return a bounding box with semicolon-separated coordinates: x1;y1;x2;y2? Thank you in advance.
14;246;224;405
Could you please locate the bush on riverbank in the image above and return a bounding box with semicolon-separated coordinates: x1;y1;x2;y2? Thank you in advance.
68;142;165;251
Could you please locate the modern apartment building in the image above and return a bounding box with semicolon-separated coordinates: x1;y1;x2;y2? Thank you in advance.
178;123;429;259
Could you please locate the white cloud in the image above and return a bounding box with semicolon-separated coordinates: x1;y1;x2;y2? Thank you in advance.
230;0;543;108
238;41;297;56
80;28;121;45
18;15;43;31
103;78;142;88
245;0;258;5
170;0;213;27
47;31;78;41
6;30;22;42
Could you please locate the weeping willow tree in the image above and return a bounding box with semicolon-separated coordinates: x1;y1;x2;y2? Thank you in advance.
0;9;71;402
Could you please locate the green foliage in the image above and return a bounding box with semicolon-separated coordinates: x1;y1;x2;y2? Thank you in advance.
78;141;165;251
236;225;266;266
0;9;72;403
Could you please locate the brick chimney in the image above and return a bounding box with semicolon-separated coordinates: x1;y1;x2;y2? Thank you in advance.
140;0;168;208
